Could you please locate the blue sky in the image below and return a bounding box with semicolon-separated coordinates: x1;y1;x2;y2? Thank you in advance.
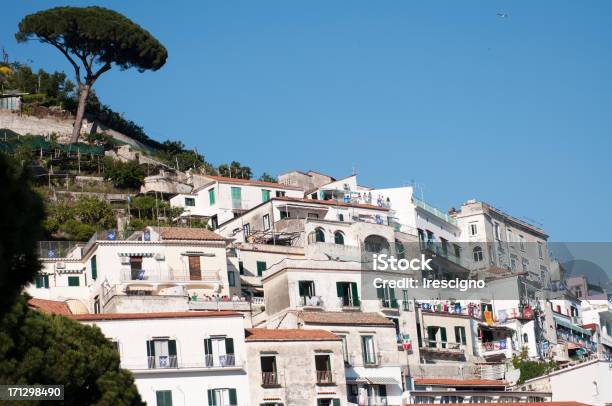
3;1;611;242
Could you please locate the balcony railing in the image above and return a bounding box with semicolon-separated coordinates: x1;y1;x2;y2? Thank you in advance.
205;354;235;367
422;340;464;353
121;269;221;283
413;196;457;225
300;295;324;307
339;296;360;308
147;355;178;369
316;370;333;384
261;371;278;386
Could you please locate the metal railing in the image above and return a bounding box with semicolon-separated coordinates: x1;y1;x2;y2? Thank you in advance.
423;340;465;352
316;370;333;384
205;354;236;367
120;269;221;283
261;371;278;386
147;355;178;369
38;241;80;259
412;196;457;225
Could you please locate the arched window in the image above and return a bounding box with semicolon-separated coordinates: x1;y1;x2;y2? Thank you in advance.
473;246;483;262
364;235;390;254
334;231;344;245
315;228;325;243
523;333;529;343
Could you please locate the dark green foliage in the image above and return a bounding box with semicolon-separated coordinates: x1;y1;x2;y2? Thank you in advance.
259;172;277;183
0;62;75;103
512;348;558;383
0;296;144;405
103;157;145;189
0;154;45;314
44;196;115;240
16;7;167;72
218;161;252;179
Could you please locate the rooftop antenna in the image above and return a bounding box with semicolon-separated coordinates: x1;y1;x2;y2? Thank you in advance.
351;165;356;176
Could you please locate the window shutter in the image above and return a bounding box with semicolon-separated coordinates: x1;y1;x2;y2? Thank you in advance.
35;276;43;288
91;255;97;280
225;338;234;354
298;282;305;296
168;340;177;356
43;275;49;288
376;286;384;299
333;399;341;406
350;282;360;306
379;384;387;396
207;389;216;406
440;328;447;343
147;340;155;357
238;261;244;275
204;338;212;355
336;282;343;297
228;388;237;405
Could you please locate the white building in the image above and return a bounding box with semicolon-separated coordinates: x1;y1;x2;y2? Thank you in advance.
170;175;304;227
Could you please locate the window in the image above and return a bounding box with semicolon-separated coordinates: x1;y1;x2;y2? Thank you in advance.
258;189;270;203
469;223;478;236
402;290;413;311
523;333;529;343
427;326;447;348
499;397;520;403
184;197;196;207
231;187;242;209
315;228;325;243
262;214;270;231
275;190;285;197
298;280;316;304
156;390;173;406
238;261;244;275
519;235;525;251
315;354;333;383
338;334;349;364
308;212;319;219
210;215;218;230
68;276;80;286
522;258;529;273
414;396;436;404
336;281;360;307
260;356;278;386
376;286;398;308
455;326;466;345
280;210;289;219
147;339;178;368
209;188;216;205
94;296;100;314
338;213;344;221
494;223;501;240
310;192;318;199
242;223;251;236
35;275;49;288
507;229;514;245
334;231;344;245
256;261;266;277
510;255;518;271
204;337;235;367
470;396;492;403
228;271;235;287
538;241;544;259
317;399;340;406
441;395;464;403
207;388;237;406
473;246;483;262
361;335;377;365
91;255;97;280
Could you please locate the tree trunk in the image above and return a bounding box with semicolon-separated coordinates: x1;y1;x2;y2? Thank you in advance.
70;83;90;144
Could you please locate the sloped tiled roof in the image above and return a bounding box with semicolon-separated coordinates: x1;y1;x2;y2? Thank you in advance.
207;176;303;190
156;227;225;241
245;328;340;342
414;378;507;387
71;311;241;321
273;196;389;211
298;311;394;326
28;298;73;316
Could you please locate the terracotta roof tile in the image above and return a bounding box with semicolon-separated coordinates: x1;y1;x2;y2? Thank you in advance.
273;196;389;211
207;176;303;191
28;298;73;316
298;311;394;326
70;311;241;321
414;378;507;387
245;328;340;342
155;227;225;241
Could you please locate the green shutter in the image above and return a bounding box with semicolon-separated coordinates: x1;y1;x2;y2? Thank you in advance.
35;276;43;288
147;340;155;356
156;391;172;406
376;286;384;299
256;261;266;277
207;389;216;406
336;282;343;297
350;282;360;306
440;327;447;348
168;340;177;356
204;338;212;355
44;275;49;288
390;288;398;308
332;399;340;406
238;261;244;275
225;338;234;354
299;282;305;296
68;276;79;286
209;188;216;205
228;388;237;405
262;189;270;202
91;255;97;280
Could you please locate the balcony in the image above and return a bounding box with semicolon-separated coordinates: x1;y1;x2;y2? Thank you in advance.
261;371;279;387
412;196;456;225
205;354;236;368
299;295;324;308
148;355;178;369
316;370;334;384
420;340;465;354
189;299;253;311
120;269;221;283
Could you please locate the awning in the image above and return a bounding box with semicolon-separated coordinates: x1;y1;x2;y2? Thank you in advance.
366;377;400;385
554;316;593;336
118;253;154;257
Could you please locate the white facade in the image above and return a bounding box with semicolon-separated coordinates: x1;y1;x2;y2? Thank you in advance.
75;312;250;406
170;176;304;226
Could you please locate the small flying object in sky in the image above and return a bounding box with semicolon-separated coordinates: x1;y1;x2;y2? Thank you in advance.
497;12;510;18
